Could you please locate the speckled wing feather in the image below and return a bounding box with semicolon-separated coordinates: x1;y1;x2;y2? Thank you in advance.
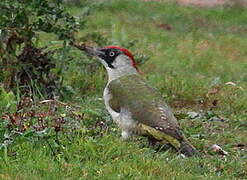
107;74;183;141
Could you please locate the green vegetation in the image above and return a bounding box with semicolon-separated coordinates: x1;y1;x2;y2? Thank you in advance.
0;0;246;179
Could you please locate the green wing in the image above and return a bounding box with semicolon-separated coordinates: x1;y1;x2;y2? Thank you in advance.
108;74;183;142
109;95;121;113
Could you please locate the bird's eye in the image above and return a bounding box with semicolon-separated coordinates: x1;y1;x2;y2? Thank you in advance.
109;51;115;57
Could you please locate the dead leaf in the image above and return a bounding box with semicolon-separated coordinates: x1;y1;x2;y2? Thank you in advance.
206;87;221;98
156;23;172;31
225;82;237;86
233;144;245;150
211;144;228;156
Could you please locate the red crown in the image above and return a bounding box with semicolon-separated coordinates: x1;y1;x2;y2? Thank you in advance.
104;46;137;70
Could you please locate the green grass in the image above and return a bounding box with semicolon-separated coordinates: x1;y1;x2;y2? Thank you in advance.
1;0;247;179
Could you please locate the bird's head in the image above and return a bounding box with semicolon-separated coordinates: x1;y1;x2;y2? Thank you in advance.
86;46;139;80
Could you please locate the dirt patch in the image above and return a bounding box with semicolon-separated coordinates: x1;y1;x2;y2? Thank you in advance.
178;0;233;7
156;23;173;31
142;0;247;7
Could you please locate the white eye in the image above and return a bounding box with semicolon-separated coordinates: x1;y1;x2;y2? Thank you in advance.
109;51;115;57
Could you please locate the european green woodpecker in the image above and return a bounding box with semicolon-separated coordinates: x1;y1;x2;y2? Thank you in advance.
85;46;198;156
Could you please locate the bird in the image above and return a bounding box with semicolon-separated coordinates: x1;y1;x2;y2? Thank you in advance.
84;45;199;156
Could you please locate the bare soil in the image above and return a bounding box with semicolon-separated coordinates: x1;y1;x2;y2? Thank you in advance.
178;0;230;7
142;0;247;7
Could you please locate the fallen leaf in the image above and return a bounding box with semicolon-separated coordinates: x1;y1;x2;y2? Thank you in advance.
156;23;172;31
211;144;228;156
233;144;245;150
225;82;237;86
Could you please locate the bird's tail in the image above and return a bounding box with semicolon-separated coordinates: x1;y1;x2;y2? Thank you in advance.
139;123;199;156
179;140;199;157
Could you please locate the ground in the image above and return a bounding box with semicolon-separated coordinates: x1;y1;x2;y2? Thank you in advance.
0;0;246;179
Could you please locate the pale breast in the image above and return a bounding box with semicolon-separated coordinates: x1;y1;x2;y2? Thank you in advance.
103;87;119;121
104;86;138;135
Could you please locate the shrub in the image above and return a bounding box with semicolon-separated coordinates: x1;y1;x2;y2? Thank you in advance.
0;0;84;98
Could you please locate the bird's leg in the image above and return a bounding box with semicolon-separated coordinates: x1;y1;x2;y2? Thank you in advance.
121;130;132;140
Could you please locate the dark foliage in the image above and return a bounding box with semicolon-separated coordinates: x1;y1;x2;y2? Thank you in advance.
0;0;83;98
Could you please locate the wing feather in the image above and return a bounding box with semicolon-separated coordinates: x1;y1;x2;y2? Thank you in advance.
108;74;182;140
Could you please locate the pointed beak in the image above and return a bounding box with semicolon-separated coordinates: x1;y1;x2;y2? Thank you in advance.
83;46;104;58
71;42;104;59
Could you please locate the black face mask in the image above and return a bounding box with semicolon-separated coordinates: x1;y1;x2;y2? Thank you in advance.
98;48;121;68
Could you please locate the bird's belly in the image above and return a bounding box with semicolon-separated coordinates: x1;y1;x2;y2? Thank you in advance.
103;87;139;139
118;108;137;131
